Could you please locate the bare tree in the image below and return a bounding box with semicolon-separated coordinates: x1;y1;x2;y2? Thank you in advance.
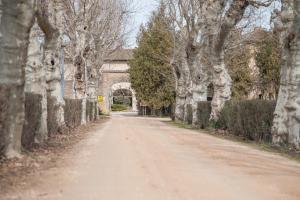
165;0;272;124
62;0;131;124
165;0;209;123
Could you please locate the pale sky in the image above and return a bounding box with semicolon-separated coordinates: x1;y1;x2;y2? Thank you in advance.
126;0;279;47
126;0;159;48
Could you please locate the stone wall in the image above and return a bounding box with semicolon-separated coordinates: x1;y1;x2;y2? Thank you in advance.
98;72;131;114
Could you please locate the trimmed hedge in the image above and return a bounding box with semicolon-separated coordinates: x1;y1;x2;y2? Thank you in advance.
86;100;97;122
0;85;11;155
217;100;276;142
47;97;60;136
197;100;276;143
64;98;82;128
196;102;211;129
186;104;193;125
21;93;43;149
111;104;128;112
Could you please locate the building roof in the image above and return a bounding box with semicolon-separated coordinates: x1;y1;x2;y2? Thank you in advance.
104;49;134;62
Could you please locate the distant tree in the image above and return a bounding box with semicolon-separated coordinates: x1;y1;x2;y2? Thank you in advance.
129;4;175;110
226;47;254;100
256;33;280;99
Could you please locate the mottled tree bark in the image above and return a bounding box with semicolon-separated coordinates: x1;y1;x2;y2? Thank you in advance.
272;0;300;148
0;0;35;157
210;54;233;120
208;0;249;121
25;23;48;143
189;52;210;126
37;0;65;131
74;25;89;125
87;58;99;120
173;51;191;122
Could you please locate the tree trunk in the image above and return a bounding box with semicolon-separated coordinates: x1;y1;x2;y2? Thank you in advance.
172;50;190;122
189;52;210;126
37;0;65;132
183;91;192;123
175;95;185;121
286;39;300;148
0;0;35;157
210;57;232;121
75;60;87;124
273;0;300;148
74;25;89;125
25;23;48;143
272;0;292;145
205;0;248;121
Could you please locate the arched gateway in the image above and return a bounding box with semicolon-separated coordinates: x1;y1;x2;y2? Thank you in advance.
98;49;137;114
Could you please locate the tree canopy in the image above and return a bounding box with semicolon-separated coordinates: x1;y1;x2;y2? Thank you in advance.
255;32;280;99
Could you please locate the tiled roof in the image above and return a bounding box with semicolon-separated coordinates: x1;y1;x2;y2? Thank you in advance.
104;49;134;62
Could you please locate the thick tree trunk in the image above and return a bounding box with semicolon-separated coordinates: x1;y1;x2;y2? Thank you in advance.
172;50;191;122
0;0;35;157
37;0;65;132
183;91;192;123
204;0;248;121
210;57;232;121
272;24;292;144
74;26;89;125
74;58;87;124
87;60;98;120
286;40;300;148
25;24;48;143
189;53;210;126
175;89;185;121
273;0;300;148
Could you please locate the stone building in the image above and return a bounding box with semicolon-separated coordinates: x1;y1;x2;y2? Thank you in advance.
98;49;137;114
63;49;137;114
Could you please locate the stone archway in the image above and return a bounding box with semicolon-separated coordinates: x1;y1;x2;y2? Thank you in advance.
97;49;135;114
109;82;137;112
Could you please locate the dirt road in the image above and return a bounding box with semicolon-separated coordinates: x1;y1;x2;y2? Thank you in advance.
3;112;300;200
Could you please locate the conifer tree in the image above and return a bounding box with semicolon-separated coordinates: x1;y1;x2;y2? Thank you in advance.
129;3;175;110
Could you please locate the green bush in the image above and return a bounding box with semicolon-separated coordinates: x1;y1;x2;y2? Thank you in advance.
64;98;82;128
111;104;128;112
197;102;212;129
195;100;275;143
217;100;276;142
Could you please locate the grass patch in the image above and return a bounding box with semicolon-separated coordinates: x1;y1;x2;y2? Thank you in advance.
167;120;300;163
111;104;128;112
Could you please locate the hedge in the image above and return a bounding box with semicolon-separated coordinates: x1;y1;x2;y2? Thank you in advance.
47;97;60;136
186;104;193;125
86;100;97;122
196;102;211;129
111;104;128;112
0;85;13;155
197;100;276;143
217;100;276;142
21;93;43;149
64;98;82;128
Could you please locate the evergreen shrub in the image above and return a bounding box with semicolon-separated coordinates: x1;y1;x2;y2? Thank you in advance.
197;100;276;142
